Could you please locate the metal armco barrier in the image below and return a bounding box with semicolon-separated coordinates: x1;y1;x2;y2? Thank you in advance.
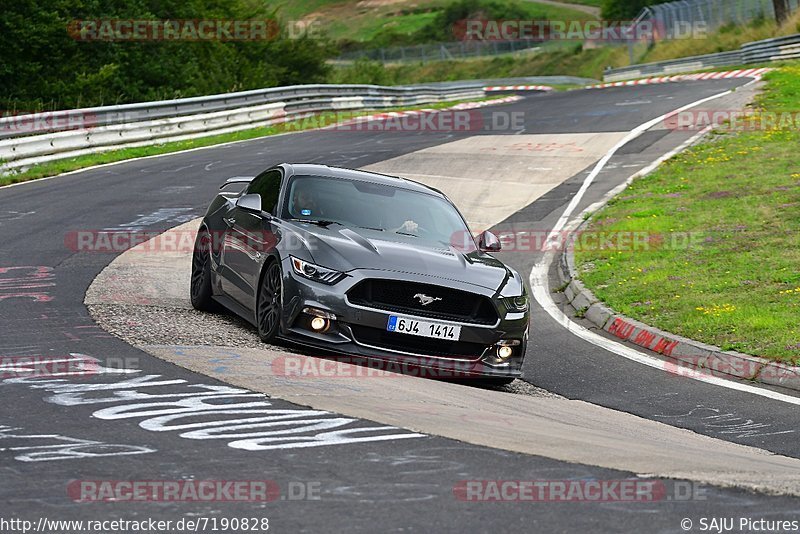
741;33;800;62
0;83;488;172
604;32;800;81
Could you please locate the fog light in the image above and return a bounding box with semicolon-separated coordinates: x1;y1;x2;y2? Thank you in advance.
497;345;514;359
310;316;327;331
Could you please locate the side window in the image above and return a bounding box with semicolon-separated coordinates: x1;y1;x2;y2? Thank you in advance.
246;169;282;214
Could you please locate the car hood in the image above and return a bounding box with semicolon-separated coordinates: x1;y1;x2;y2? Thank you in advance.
286;223;514;291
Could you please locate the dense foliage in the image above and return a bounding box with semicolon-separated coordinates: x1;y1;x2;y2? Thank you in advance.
600;0;659;19
414;0;536;42
337;0;552;52
0;0;333;110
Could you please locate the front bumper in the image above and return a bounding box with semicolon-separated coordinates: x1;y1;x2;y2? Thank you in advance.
278;258;529;379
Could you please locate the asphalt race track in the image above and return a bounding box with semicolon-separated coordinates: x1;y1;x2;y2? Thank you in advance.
2;79;800;532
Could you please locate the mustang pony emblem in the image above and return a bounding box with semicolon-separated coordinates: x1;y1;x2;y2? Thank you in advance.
414;293;442;306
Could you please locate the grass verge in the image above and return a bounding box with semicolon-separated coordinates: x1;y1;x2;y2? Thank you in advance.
557;0;602;6
331;11;800;86
0;95;507;188
574;62;800;364
331;43;624;85
268;0;594;44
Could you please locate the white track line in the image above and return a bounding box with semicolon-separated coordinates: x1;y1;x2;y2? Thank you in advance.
532;80;800;405
543;87;736;248
530;271;800;406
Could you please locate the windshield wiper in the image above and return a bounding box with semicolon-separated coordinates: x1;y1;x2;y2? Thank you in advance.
357;225;384;232
291;219;339;227
395;231;418;238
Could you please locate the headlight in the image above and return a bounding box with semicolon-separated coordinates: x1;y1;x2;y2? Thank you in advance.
290;256;344;285
502;294;529;312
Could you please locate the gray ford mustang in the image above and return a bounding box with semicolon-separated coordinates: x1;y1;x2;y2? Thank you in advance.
191;163;529;384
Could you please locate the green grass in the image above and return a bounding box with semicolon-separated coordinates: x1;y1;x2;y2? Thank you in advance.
332;43;625;84
267;0;595;44
326;9;440;43
638;13;800;64
552;0;602;7
574;62;800;364
265;0;347;21
327;8;800;86
0;96;504;188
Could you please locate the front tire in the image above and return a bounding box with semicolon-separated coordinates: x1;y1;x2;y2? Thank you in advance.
190;228;219;312
257;261;282;343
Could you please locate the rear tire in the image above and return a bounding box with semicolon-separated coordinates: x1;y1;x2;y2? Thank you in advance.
190;228;219;312
257;261;282;343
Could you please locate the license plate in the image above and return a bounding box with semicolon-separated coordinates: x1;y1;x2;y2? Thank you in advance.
387;315;461;340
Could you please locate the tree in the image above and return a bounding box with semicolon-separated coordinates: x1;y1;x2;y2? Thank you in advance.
601;0;658;20
773;0;789;23
0;0;333;110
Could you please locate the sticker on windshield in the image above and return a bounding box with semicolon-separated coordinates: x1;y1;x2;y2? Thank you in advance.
301;209;312;216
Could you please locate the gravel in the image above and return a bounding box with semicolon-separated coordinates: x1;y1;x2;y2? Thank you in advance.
87;303;270;349
88;302;560;398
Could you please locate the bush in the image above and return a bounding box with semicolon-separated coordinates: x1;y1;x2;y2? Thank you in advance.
330;58;394;85
0;0;334;110
601;0;658;20
415;0;534;43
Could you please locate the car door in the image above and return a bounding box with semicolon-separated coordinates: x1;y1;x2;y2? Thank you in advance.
219;169;283;311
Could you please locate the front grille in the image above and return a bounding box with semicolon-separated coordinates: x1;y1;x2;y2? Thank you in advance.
346;279;498;325
348;325;487;359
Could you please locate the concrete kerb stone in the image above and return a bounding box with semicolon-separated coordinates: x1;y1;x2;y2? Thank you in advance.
557;175;800;392
584;302;614;330
568;279;597;312
757;360;800;391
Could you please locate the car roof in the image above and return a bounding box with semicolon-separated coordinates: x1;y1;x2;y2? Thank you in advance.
281;163;444;198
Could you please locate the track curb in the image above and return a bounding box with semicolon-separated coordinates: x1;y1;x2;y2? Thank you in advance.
556;202;800;394
588;68;772;89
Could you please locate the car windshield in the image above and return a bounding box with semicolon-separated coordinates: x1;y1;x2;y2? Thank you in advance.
284;174;473;248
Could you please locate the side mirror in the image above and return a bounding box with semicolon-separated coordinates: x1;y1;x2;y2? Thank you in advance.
236;193;262;213
478;231;501;252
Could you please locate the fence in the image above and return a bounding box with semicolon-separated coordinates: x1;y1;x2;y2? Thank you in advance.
604;31;800;80
338;0;800;65
639;0;800;40
336;40;547;64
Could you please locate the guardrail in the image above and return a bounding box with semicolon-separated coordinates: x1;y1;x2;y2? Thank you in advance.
0;84;487;140
0;83;489;172
604;32;800;81
741;33;800;62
